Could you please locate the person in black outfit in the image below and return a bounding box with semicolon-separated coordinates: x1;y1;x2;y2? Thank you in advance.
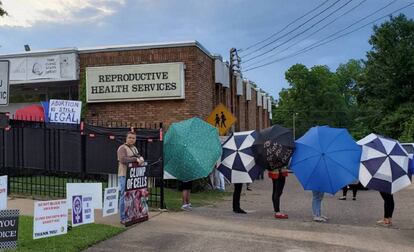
233;183;246;214
270;167;289;219
377;191;394;226
339;182;361;200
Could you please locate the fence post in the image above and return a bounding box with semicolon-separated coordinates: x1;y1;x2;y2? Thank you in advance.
159;123;166;209
81;133;86;182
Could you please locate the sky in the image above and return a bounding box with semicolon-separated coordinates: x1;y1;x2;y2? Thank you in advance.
0;0;413;99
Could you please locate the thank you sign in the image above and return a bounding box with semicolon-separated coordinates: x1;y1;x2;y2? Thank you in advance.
49;99;82;124
86;63;185;103
124;162;149;226
0;209;19;250
33;200;68;239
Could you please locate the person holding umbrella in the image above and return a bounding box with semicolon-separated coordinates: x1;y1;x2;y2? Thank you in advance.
357;134;412;227
290;126;362;223
269;165;289;219
377;192;394;226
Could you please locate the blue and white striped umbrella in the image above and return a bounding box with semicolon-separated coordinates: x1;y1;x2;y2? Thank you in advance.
218;130;265;183
358;133;412;194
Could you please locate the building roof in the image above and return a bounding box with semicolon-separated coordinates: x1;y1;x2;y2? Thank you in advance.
0;40;213;59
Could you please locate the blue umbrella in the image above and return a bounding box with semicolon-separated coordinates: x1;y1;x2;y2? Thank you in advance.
218;130;265;183
291;126;362;194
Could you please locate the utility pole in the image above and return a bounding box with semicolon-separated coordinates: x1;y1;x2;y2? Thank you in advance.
229;48;242;131
293;112;298;139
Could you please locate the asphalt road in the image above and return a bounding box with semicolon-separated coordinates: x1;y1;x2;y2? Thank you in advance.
86;176;414;252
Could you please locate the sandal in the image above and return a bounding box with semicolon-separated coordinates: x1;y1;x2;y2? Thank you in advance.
376;219;392;227
275;212;289;219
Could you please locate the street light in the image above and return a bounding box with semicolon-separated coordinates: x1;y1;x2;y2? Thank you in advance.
293;112;298;140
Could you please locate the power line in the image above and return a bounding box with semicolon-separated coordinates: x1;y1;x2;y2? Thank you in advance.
240;0;342;58
242;0;354;64
244;0;367;69
239;0;330;53
244;0;408;72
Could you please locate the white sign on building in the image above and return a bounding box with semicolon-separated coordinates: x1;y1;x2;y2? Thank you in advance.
86;62;185;103
48;99;82;124
6;53;78;84
33;199;68;239
0;61;9;106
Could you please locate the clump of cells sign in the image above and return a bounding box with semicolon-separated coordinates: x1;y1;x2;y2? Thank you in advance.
124;162;149;226
72;195;94;227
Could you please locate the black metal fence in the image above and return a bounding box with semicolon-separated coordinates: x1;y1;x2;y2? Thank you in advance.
0;113;165;208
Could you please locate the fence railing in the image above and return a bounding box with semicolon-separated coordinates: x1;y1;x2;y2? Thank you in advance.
0;113;165;208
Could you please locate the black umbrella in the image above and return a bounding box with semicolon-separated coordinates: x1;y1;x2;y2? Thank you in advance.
252;125;295;170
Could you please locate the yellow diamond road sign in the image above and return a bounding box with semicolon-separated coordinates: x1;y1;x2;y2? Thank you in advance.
206;103;236;136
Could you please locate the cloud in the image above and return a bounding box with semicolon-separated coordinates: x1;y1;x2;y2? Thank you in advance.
0;0;125;27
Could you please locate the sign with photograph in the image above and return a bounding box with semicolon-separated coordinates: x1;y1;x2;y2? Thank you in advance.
124;162;149;226
86;62;185;103
33;199;68;239
27;55;60;80
0;61;9;106
6;53;79;84
71;195;94;227
48;99;82;124
0;176;7;210
103;187;118;217
0;209;19;250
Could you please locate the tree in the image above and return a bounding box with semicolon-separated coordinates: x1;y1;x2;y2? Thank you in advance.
357;14;414;139
273;64;351;138
0;1;7;17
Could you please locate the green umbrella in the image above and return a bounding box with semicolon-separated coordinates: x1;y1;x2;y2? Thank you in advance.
164;117;222;182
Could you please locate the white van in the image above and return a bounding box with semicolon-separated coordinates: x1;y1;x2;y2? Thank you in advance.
401;143;414;159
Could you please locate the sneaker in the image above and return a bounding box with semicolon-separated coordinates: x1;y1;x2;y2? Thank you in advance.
246;187;252;191
352;197;356;201
274;212;289;219
233;208;247;214
376;219;392;227
338;196;346;200
321;215;329;221
313;216;326;222
181;204;192;211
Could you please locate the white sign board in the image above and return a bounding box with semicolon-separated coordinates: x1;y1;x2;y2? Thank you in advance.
0;176;7;210
49;99;82;124
72;195;94;227
0;61;9;106
33;199;68;239
27;55;60;80
103;187;118;217
66;183;102;209
6;53;79;84
86;62;185;103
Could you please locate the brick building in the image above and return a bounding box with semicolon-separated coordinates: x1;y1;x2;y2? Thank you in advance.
0;41;272;132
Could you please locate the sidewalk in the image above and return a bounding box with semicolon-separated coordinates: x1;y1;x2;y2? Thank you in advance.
85;176;414;251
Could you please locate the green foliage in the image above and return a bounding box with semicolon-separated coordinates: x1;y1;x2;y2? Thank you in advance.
0;1;7;16
164;188;231;211
79;72;88;118
273;63;358;138
275;14;414;141
358;14;414;139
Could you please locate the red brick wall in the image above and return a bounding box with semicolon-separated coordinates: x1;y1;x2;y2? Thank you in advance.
248;88;257;130
79;46;215;128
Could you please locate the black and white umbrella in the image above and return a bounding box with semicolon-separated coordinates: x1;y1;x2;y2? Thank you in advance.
218;130;265;183
358;133;412;194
